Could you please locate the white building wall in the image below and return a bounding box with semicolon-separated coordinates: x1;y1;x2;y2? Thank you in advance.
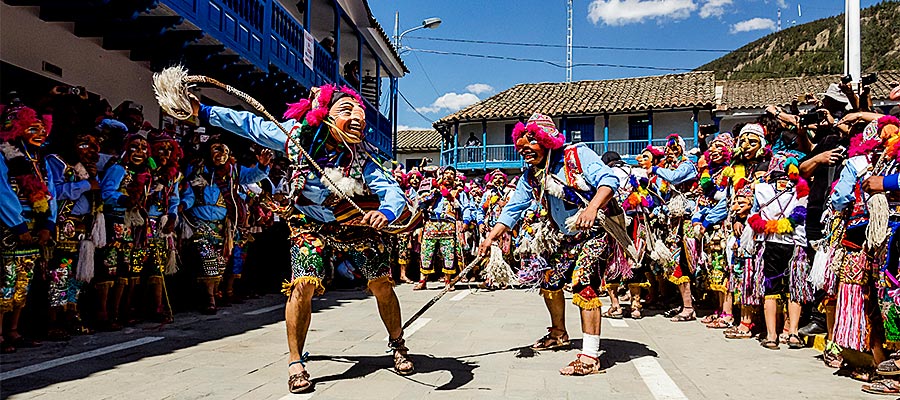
445;110;710;149
397;151;439;169
0;4;161;124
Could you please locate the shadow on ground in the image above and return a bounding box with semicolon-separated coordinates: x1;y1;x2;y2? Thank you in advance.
307;353;479;392
0;290;369;397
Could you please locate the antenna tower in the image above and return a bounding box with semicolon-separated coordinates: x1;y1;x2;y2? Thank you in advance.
566;0;573;82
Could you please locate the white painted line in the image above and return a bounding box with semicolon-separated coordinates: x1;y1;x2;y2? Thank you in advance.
607;318;629;328
384;318;431;341
244;304;284;315
279;393;314;400
632;356;689;400
449;290;471;301
0;336;165;380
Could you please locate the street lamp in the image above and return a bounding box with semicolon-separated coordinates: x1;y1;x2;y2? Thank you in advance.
391;13;442;158
393;15;442;52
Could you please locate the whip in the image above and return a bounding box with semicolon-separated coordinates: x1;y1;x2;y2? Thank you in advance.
401;255;484;330
152;66;418;233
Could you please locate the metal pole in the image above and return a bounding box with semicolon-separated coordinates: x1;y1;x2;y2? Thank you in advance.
846;0;861;83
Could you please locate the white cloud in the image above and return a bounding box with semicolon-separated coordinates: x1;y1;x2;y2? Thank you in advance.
397;124;430;131
465;83;494;95
415;92;480;114
776;0;788;9
587;0;697;26
730;17;776;33
699;0;732;18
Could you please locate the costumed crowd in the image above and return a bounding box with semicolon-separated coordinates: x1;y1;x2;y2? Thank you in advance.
2;69;900;395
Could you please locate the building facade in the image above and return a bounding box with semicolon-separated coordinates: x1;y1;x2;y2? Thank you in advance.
1;0;405;156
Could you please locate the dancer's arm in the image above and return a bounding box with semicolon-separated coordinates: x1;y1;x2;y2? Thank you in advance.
199;105;294;152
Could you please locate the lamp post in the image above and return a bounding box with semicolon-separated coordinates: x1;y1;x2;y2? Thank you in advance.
391;13;441;157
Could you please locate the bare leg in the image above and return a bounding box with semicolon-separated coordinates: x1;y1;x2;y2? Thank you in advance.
606;284;621;312
722;292;734;320
285;282;314;377
545;293;567;335
671;282;694;320
764;297;779;342
96;282;110;323
560;307;602;375
581;307;601;336
109;280;125;322
628;285;643;318
151;278;163;314
369;279;402;339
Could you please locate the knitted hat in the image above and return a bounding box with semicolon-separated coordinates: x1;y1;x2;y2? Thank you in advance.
512;113;564;150
710;132;735;150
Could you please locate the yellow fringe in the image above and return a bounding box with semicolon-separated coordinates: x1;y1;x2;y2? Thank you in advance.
441;268;458;275
197;276;223;285
232;274;242;280
764;294;785;300
281;276;325;297
604;283;619;291
572;293;603;310
94;280;114;290
540;288;564;300
627;282;652;290
147;276;163;285
668;275;691;285
0;299;11;314
116;277;130;286
708;283;728;293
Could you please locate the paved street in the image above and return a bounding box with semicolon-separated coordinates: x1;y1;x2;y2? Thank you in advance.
1;285;866;400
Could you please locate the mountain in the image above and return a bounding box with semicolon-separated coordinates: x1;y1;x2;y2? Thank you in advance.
698;1;900;80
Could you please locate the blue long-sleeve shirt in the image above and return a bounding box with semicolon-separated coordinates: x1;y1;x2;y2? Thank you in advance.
497;144;619;236
199;105;405;223
47;155;94;217
830;155;866;212
692;197;729;228
181;164;268;222
0;154;58;234
652;161;698;186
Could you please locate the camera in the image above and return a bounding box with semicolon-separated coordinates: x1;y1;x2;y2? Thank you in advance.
68;86;83;96
841;75;853;85
861;73;878;86
799;110;826;126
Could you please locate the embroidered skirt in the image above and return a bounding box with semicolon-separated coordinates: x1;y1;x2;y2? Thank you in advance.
0;247;40;313
50;214;91;307
541;228;610;311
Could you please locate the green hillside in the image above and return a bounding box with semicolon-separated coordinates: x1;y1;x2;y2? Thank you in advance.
698;1;900;80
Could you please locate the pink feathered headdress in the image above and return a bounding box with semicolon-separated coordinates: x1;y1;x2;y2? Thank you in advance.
0;105;52;142
511;113;564;150
643;145;665;159
282;84;365;127
484;169;507;183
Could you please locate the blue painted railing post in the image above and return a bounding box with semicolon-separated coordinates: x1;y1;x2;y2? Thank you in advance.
333;1;341;81
304;0;311;29
453;122;459;169
647;109;653;146
603;114;609;154
482;120;487;171
692;108;699;149
561;116;568;142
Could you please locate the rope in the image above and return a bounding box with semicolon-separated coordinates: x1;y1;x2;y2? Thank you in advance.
179;75;413;232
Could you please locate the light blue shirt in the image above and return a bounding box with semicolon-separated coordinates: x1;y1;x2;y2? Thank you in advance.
47;155;95;216
497;144;619;235
201;105;406;223
0;153;58;233
181;164;268;222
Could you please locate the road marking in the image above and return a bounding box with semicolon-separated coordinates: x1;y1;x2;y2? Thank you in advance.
632;356;689;400
279;393;314;400
244;304;284;315
0;336;165;380
449;290;471;301
607;318;629;328
384;318;431;341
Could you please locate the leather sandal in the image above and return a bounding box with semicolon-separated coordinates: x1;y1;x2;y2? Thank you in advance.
861;379;900;395
760;339;780;350
602;306;624;319
787;333;805;349
670;309;696;322
531;327;571;350
725;322;755;339
287;358;312;394
388;335;415;376
560;354;604;376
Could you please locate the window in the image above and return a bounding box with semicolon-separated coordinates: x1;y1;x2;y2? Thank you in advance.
628;116;650;156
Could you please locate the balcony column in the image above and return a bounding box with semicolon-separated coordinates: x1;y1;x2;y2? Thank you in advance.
304;0;311;29
453;122;459;169
481;120;487;171
647;109;654;145
440;130;445;165
692;108;699;149
603;114;609;154
375;60;381;108
333;1;341;80
356;29;363;93
561;116;568;141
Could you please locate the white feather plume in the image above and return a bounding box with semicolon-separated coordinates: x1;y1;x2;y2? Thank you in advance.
152;65;194;120
322;167;365;197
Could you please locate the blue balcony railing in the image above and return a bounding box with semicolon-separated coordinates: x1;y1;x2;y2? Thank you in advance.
161;0;391;155
442;138;696;170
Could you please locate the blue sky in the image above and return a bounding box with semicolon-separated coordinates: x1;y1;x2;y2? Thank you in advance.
368;0;882;129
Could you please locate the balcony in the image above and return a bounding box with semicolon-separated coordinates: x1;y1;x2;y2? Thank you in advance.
161;0;393;155
441;138;696;170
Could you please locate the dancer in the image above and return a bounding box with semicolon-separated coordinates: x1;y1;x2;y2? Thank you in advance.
0;105;57;352
417;166;465;290
180;83;413;393
478;113;619;376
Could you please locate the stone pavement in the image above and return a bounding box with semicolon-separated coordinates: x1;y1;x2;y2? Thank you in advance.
1;285;870;400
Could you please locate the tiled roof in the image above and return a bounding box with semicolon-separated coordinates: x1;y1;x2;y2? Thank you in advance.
436;71;717;125
397;129;441;152
718;70;900;110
